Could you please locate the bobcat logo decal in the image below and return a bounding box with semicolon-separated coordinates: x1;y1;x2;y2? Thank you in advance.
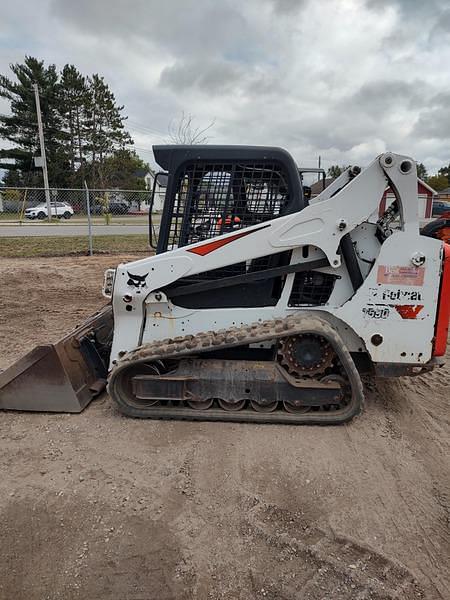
127;271;148;288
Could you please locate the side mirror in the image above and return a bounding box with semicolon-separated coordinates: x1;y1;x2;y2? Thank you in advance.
155;173;168;187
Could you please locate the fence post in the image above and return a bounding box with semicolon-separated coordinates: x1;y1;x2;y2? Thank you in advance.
84;181;93;256
19;189;28;224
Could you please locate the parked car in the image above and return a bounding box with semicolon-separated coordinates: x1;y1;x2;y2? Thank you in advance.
109;201;129;214
25;202;74;220
91;201;129;215
432;201;450;217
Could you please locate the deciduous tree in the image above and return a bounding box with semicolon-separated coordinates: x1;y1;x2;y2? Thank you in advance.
427;174;448;191
327;165;348;178
101;149;152;190
168;112;215;144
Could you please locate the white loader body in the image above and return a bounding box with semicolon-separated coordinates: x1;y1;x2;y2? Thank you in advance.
109;153;445;371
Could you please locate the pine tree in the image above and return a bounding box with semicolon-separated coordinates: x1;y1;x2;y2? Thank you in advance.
84;74;132;187
0;56;64;186
0;57;135;188
416;162;428;181
58;65;89;185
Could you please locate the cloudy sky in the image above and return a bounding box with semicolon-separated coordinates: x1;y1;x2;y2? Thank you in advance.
1;0;450;173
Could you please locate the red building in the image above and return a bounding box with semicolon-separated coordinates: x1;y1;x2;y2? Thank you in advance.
379;179;436;218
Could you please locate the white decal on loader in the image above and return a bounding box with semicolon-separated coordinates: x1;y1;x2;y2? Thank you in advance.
362;306;390;319
369;287;423;302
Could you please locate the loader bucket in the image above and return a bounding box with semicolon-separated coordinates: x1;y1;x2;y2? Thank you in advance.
0;305;113;413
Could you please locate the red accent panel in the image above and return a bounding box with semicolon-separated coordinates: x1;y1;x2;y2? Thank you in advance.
434;243;450;356
187;229;255;256
186;224;270;256
395;305;424;319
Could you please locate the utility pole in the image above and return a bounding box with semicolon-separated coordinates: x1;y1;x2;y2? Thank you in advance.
33;83;52;222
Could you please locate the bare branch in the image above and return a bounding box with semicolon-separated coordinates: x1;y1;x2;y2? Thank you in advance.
167;112;215;145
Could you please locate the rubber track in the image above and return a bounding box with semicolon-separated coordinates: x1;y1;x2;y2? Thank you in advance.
107;313;365;424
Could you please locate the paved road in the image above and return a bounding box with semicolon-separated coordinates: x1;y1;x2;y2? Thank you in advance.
0;224;149;237
0;220;434;237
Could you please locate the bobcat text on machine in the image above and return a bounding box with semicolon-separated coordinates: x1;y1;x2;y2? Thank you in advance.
1;146;449;424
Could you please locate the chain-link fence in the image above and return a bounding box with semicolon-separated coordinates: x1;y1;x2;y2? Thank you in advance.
0;186;168;256
0;187;158;221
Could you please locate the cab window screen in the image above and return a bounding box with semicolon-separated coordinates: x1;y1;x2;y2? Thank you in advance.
167;161;290;250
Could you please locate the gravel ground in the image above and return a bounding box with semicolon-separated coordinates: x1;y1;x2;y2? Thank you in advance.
0;256;449;600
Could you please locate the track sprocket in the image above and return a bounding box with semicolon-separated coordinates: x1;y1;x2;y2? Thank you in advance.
278;334;334;377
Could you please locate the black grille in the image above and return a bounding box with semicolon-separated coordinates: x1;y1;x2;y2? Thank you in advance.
174;251;290;283
167;161;290;251
288;271;338;306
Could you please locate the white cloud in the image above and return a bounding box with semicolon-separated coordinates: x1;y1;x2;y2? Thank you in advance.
0;0;449;173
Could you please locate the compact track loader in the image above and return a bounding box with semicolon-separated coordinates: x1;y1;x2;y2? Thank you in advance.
1;146;449;424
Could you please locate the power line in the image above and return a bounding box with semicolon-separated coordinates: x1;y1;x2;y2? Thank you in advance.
127;119;166;135
127;119;167;138
130;128;166;140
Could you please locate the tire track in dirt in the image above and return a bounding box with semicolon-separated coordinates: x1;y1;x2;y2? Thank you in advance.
241;498;423;599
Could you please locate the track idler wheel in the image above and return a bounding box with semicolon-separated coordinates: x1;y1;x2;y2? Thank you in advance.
128;363;161;407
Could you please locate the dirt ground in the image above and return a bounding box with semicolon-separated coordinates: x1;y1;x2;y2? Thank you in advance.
0;256;449;600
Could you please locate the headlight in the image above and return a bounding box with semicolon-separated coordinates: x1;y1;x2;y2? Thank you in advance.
102;268;116;298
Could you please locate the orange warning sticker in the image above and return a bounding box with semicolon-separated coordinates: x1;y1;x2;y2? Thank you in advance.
377;266;425;286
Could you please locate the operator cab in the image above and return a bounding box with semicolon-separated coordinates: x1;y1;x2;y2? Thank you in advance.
148;146;339;310
150;145;306;253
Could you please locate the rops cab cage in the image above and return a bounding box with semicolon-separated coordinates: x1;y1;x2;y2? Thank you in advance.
149;145;306;254
148;146;310;309
148;146;362;308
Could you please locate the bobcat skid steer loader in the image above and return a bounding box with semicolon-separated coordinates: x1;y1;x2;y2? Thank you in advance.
1;146;449;424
